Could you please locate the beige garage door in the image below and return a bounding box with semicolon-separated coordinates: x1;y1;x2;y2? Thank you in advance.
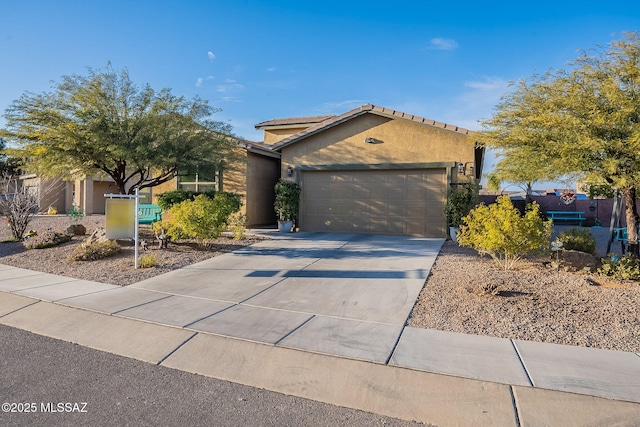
300;169;446;237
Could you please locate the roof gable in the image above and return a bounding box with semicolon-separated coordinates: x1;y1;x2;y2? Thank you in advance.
255;115;335;130
268;104;472;151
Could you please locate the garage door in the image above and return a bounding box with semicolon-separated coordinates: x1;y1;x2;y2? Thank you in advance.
300;169;446;237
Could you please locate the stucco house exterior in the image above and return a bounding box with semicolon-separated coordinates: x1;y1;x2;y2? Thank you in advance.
244;104;483;237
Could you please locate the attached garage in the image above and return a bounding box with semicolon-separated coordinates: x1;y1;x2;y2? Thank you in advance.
300;168;446;237
251;104;484;239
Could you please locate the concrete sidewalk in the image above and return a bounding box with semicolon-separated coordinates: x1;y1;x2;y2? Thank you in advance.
1;232;640;426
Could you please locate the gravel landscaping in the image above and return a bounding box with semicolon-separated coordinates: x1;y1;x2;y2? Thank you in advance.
1;216;638;353
0;215;262;286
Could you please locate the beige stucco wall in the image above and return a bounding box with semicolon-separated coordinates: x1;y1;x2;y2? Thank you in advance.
151;178;178;205
245;151;280;227
263;127;311;145
279;114;475;181
21;177;67;213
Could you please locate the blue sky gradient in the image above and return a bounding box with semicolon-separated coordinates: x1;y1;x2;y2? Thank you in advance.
2;1;639;185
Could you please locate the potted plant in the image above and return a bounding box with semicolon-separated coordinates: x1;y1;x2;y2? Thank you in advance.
444;180;479;242
274;179;301;233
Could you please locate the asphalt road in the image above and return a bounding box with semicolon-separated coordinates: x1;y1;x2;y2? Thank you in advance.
0;324;423;427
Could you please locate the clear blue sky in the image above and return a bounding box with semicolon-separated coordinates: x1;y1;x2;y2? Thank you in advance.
2;1;639;186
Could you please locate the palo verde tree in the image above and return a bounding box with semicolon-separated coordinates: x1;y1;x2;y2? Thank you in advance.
2;65;239;194
479;32;640;254
486;146;552;204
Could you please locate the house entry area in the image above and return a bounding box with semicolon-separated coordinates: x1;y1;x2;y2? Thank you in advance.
299;168;447;237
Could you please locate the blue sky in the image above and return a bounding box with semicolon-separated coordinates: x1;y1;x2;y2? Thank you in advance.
2;1;639;186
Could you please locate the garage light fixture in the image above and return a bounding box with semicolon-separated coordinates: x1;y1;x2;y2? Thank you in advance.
364;137;384;144
286;165;294;177
457;162;474;176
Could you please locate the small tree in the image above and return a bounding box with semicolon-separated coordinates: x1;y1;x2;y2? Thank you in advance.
274;180;301;222
3;64;240;195
457;196;552;270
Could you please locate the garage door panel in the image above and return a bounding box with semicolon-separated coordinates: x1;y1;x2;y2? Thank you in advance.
301;169;446;237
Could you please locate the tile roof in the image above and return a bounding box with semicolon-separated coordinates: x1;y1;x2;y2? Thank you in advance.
267;104;473;151
254;115;335;129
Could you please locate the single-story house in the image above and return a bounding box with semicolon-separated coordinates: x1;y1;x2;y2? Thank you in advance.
17;103;482;239
244;104;484;237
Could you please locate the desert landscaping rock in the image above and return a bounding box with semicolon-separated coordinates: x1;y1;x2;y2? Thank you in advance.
85;226;109;244
66;223;86;235
560;249;598;272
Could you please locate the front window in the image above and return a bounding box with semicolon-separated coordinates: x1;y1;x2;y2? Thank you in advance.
177;164;219;192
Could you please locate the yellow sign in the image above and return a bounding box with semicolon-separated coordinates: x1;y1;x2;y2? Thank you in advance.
105;199;135;239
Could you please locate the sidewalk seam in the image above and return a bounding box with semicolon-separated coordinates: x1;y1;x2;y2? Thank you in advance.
183;304;238;328
0;299;40;319
156;332;198;366
110;294;174;315
273;315;316;345
509;385;522;427
510;339;535;387
237;277;289;304
384;326;406;365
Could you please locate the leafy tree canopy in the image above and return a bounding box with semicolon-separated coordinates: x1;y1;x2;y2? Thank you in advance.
0;137;20;176
2;64;240;194
477;32;640;251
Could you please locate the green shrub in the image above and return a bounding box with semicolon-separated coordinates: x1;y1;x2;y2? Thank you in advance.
157;189;243;211
457;196;552;270
69;240;122;261
274;180;301;222
163;193;241;246
598;254;640;280
557;228;596;254
229;213;247;240
156;189;197;211
138;254;158;268
444;180;479;227
24;231;72;249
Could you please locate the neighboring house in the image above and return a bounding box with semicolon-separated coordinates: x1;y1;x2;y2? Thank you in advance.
245;104;483;237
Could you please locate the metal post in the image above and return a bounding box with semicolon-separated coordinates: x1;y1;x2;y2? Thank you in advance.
134;188;139;269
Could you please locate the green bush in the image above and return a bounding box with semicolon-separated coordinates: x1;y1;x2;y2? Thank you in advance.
163;193;241;246
444;180;479;227
229;213;247;240
557;228;596;254
156;189;243;211
69;240;122;261
156;189;197;210
598;254;640;280
138;254;158;268
23;231;72;249
274;180;301;222
457;196;552;270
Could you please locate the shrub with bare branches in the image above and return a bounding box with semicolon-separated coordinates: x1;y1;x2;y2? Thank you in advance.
0;174;60;240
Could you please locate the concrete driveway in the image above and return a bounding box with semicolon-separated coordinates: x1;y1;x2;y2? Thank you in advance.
61;232;443;363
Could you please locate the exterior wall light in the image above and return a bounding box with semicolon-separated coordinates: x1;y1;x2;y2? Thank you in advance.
286;165;294;177
457;162;475;176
